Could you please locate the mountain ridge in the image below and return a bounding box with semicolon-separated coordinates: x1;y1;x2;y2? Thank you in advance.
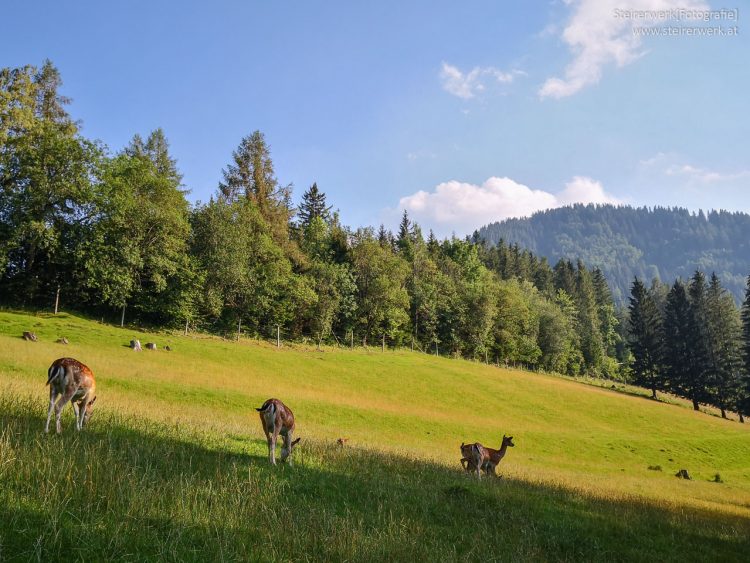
475;204;750;303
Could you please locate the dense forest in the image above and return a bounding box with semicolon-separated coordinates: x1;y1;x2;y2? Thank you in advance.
0;61;622;378
476;204;750;304
629;272;750;420
1;61;749;419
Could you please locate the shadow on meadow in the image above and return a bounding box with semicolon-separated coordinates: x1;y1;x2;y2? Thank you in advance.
1;398;749;562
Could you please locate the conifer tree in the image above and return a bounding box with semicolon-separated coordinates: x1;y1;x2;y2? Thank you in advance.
628;278;664;399
705;273;742;418
297;182;331;228
739;276;750;422
396;210;413;258
663;281;693;405
664;273;712;410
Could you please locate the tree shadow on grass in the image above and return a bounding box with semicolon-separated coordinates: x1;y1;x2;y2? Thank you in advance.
1;404;749;562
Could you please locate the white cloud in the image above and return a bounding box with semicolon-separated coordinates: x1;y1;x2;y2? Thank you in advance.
440;62;517;99
558;175;620;204
398;175;621;235
539;0;708;99
640;152;750;183
665;163;750;183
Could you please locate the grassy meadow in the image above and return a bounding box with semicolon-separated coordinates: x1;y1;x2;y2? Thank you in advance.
1;310;749;561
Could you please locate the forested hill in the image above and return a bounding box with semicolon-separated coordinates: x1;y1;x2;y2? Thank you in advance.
476;205;750;303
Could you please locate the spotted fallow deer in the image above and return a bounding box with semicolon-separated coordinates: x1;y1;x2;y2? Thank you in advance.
460;435;515;478
45;358;97;434
256;398;300;465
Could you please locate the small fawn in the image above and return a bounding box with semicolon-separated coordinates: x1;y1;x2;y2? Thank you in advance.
460;435;515;478
45;358;97;434
256;398;300;465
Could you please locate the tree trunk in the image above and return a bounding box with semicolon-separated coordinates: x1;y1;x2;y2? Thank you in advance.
651;387;657;400
54;285;60;315
692;398;700;411
120;305;126;327
740;413;745;423
720;408;726;419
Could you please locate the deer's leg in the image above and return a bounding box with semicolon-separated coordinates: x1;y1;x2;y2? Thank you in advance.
76;398;87;430
262;426;273;464
472;450;483;480
45;388;58;433
54;388;77;434
282;432;293;466
270;428;280;465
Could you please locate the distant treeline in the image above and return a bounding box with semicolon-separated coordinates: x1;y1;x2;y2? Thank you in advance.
628;272;750;420
476;204;750;304
0;61;623;378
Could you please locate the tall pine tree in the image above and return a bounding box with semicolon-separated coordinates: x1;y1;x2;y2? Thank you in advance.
739;276;750;422
704;273;742;418
297;182;331;228
628;278;664;399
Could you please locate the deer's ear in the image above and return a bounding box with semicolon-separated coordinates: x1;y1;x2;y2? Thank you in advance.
292;437;301;446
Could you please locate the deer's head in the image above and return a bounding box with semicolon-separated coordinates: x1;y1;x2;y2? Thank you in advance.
502;435;515;448
281;437;301;461
83;396;97;426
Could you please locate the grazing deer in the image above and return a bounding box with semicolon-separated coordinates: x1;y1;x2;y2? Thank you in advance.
460;435;515;478
45;358;97;434
256;398;300;465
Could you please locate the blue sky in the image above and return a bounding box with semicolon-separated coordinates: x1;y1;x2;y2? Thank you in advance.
2;0;748;235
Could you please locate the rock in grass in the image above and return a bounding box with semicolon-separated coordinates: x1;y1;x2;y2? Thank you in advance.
56;337;69;345
675;469;691;480
164;345;172;351
647;465;662;471
130;339;142;351
22;331;37;341
145;342;157;351
712;473;723;483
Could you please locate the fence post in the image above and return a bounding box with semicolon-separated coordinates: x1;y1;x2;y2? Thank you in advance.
120;305;125;327
277;325;280;348
185;318;189;336
237;318;242;341
382;334;385;353
54;285;60;315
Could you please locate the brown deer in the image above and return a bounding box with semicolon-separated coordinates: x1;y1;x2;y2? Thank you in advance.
460;435;514;478
256;398;300;465
45;358;97;434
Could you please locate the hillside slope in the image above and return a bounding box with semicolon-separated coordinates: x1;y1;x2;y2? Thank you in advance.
476;204;750;303
1;311;749;560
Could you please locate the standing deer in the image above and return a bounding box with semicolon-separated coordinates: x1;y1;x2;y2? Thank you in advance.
460;435;515;478
45;358;97;434
256;398;300;465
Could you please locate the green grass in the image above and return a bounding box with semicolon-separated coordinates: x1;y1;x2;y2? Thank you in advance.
1;310;749;561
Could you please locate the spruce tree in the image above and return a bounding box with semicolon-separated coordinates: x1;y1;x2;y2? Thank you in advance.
628;278;664;399
739;276;750;422
704;273;742;418
663;281;693;404
298;182;331;228
396;210;413;258
672;272;712;410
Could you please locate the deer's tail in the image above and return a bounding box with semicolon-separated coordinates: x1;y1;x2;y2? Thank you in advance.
256;400;274;413
46;363;64;386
